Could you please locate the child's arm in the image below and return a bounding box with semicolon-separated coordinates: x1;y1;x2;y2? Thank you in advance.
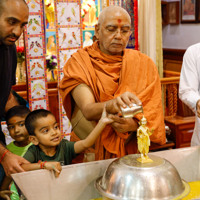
21;161;62;177
74;106;113;154
0;176;12;191
0;190;12;200
0;176;12;200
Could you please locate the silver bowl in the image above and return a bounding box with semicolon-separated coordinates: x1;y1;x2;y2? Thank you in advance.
95;154;190;200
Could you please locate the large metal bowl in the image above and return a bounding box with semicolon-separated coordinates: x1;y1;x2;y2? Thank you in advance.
95;154;190;200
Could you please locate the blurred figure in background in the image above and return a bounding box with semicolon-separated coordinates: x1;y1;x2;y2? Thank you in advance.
179;43;200;146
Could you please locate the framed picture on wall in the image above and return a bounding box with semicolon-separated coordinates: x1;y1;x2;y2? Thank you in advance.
81;0;100;28
46;31;56;55
181;0;196;23
161;1;180;25
169;2;180;24
196;0;200;22
83;29;95;48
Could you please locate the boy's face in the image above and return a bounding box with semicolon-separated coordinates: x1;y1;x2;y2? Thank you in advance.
31;114;61;147
7;116;29;143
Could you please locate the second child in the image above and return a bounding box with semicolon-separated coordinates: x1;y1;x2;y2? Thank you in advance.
0;105;32;200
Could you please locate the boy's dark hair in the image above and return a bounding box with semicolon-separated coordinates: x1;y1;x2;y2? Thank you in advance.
25;109;53;136
5;105;31;123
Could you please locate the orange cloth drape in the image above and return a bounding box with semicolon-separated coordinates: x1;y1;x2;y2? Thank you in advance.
59;42;166;160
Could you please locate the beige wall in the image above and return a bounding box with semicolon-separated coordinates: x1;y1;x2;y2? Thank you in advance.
163;23;200;49
162;0;200;49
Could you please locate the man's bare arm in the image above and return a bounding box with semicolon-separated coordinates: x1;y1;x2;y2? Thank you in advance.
74;106;114;153
0;143;7;158
0;91;19;157
71;84;105;120
71;84;141;122
1;150;29;176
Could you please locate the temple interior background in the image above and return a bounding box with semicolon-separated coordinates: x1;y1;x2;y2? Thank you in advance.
3;0;200;151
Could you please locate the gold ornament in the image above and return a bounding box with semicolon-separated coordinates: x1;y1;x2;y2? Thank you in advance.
137;115;154;163
35;71;39;75
36;91;41;96
34;48;38;53
31;4;35;9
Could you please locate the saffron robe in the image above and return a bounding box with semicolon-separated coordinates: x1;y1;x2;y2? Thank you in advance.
59;42;166;160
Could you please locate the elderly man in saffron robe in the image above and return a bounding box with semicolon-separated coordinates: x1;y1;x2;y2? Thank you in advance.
59;6;166;160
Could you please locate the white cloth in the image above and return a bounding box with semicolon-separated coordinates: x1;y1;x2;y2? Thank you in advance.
138;0;163;77
83;39;93;48
179;43;200;146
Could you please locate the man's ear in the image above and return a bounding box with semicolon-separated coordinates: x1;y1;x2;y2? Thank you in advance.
29;136;39;145
95;24;100;40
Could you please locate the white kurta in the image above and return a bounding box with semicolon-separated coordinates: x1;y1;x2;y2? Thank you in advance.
179;43;200;146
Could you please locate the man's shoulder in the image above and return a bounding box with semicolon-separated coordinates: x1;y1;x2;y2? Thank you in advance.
185;43;200;58
73;48;88;56
66;48;89;64
187;43;200;51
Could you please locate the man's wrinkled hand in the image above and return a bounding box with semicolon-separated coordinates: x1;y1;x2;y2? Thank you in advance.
109;115;138;133
106;92;141;115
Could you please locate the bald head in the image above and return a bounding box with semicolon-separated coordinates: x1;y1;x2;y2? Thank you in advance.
0;0;29;45
95;6;132;55
98;6;131;26
0;0;28;16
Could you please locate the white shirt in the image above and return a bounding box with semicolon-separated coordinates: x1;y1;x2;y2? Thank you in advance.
179;43;200;146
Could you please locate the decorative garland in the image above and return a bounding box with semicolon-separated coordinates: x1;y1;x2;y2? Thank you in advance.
109;0;121;6
54;0;83;140
134;0;138;50
121;0;138;49
25;0;49;111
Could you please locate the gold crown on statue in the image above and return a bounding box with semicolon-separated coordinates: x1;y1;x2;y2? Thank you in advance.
140;116;147;125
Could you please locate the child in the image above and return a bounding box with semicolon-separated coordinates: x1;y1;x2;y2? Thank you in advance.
0;106;32;200
6;106;32;156
21;106;113;176
0;190;12;200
